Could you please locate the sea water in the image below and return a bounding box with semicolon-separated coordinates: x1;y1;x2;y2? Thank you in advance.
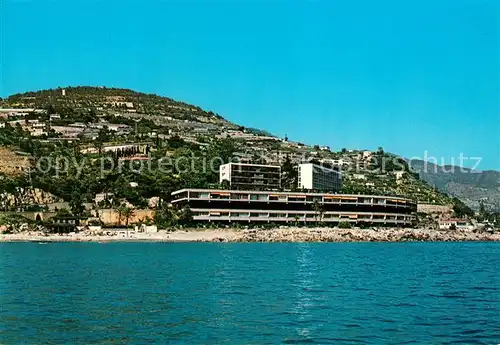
1;242;499;344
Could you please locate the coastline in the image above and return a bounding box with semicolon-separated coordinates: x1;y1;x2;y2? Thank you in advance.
1;227;499;243
0;230;237;243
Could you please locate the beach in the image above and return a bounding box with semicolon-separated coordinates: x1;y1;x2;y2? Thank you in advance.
1;227;499;242
0;229;237;243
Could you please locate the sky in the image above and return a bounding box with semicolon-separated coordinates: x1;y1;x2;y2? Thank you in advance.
1;0;499;170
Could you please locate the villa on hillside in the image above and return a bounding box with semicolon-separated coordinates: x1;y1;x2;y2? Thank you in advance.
438;218;473;231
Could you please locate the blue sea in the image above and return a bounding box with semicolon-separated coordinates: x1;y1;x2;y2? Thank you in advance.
1;242;499;344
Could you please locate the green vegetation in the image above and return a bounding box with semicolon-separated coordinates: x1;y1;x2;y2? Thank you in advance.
116;204;135;226
0;123;30;146
0;122;239;216
341;151;454;206
153;202;193;229
281;155;297;190
338;221;352;229
1;85;489;228
312;200;325;224
0;213;33;226
452;197;474;218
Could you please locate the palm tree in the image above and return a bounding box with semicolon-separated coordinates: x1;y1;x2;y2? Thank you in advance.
116;204;135;237
115;204;127;226
312;200;325;225
122;207;135;227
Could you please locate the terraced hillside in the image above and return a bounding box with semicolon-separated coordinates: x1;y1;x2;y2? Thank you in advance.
0;86;461;214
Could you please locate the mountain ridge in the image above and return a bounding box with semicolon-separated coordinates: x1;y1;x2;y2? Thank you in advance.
409;159;500;211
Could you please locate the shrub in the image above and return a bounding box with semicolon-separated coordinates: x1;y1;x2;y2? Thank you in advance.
338;221;352;229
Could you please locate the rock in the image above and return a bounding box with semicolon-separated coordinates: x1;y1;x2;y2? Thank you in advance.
229;227;500;243
148;197;160;208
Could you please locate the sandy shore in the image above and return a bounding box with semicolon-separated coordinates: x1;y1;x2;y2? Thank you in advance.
1;227;499;243
0;230;237;243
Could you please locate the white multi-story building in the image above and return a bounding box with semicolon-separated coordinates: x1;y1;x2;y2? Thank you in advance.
171;188;416;227
219;163;281;190
298;163;342;192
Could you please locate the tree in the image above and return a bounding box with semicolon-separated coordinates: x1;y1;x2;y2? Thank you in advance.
338;221;352;229
116;204;126;226
312;199;325;224
82;108;98;124
220;180;230;189
281;155;297;190
56;208;72;217
167;135;186;149
452;197;473;218
153;201;176;229
46;104;56;115
122;207;135;227
95;127;111;154
208;138;237;164
69;191;85;216
178;206;193;226
116;204;134;226
478;201;488;221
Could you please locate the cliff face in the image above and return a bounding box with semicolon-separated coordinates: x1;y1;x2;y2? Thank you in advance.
0;188;60;210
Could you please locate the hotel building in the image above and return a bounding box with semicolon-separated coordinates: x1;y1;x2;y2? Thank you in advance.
171;189;416;226
298;163;342;192
219;163;281;190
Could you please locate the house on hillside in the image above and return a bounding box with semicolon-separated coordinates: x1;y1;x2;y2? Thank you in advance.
48;215;89;233
94;193;114;205
438;218;473;231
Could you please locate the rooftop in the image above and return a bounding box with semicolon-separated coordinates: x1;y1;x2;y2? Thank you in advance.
222;162;281;168
171;188;415;202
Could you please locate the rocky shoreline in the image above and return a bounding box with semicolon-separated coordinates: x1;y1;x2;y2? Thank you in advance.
230;228;500;242
1;227;499;243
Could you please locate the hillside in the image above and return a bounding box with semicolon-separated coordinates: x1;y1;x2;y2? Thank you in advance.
0;86;460;215
5;86;226;122
409;160;500;212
